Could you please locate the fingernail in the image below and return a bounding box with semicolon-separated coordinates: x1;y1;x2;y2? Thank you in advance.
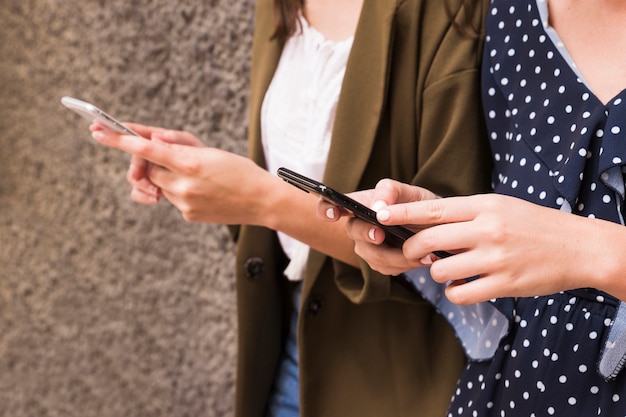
368;227;376;241
92;131;105;141
420;254;435;266
326;207;335;219
371;200;387;212
377;209;390;222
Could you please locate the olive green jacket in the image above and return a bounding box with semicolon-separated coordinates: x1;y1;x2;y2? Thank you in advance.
233;0;492;416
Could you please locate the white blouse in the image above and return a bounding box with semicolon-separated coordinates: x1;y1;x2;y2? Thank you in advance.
261;16;354;281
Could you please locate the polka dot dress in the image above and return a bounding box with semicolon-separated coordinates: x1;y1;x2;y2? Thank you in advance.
447;1;626;416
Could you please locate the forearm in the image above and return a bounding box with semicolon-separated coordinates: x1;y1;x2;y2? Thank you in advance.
257;173;360;267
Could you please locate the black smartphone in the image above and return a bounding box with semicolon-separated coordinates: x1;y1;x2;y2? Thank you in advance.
277;167;451;257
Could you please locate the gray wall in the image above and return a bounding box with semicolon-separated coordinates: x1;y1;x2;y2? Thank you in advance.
0;1;255;416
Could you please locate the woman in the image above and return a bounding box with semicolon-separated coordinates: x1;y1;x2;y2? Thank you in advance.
321;0;626;415
89;0;492;416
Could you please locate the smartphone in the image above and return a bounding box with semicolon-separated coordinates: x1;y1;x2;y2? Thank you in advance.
61;96;140;136
277;167;451;257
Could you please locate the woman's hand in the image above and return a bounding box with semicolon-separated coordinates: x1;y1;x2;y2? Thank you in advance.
91;122;168;204
317;179;441;276
90;124;278;225
377;192;625;304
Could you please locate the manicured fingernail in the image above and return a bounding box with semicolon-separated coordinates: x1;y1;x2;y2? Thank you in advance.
326;207;335;219
368;227;376;241
371;200;387;212
377;209;390;222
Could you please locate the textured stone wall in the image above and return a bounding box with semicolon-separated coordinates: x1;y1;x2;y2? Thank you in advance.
0;0;255;416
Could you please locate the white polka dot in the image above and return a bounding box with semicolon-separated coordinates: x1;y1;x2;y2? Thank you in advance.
612;126;622;135
568;397;577;406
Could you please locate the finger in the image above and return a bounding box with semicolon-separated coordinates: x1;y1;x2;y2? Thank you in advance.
152;130;203;147
91;129;182;172
127;154;149;183
128;173;160;198
372;178;439;206
377;195;480;227
443;276;503;305
423;249;485;284
353;240;417;276
130;186;161;205
124;122;168;138
317;198;352;222
346;217;385;245
90;121;166;139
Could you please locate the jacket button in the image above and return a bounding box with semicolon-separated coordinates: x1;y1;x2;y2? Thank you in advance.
306;296;325;315
244;257;264;279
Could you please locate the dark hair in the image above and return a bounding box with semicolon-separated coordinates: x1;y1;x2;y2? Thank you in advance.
272;0;305;41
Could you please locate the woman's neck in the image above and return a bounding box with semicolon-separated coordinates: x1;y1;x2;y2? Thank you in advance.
548;0;626;104
304;0;364;42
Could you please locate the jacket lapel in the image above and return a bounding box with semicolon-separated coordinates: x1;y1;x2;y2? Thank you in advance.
323;0;398;192
307;0;399;291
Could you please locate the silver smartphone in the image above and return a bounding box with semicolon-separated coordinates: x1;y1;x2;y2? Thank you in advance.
61;96;140;136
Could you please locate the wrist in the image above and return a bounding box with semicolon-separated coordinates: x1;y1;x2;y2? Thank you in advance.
592;219;626;299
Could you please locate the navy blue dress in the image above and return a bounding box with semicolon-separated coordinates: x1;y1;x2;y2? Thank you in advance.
446;0;626;416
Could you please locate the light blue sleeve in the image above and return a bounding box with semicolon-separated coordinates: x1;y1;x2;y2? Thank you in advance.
599;301;626;381
404;268;509;361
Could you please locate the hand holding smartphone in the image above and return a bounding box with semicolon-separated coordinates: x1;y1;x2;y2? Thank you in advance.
277;167;451;257
61;96;141;137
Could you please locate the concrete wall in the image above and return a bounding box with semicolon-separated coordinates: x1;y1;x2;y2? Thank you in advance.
0;1;255;415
